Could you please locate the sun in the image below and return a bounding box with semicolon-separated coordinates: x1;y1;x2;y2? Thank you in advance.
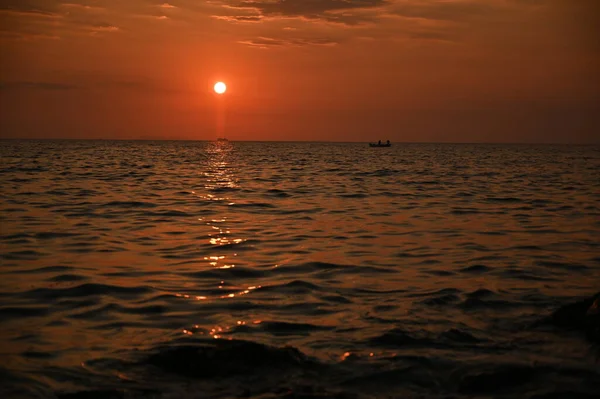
214;82;227;94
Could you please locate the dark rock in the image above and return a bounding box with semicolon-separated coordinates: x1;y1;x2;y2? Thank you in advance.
542;291;600;343
57;391;124;399
440;328;482;343
529;391;600;399
369;328;428;347
458;365;537;394
144;339;313;379
56;390;162;399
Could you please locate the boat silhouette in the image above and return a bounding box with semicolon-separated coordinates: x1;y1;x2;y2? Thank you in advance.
369;141;391;147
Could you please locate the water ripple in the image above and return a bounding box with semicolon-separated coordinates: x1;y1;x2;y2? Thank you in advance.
1;141;599;398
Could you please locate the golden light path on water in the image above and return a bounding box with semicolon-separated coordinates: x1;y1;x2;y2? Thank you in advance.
178;140;267;340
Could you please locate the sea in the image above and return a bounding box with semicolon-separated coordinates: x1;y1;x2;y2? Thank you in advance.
0;140;599;399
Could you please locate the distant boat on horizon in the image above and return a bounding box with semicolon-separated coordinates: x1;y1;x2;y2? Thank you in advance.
216;137;229;142
369;141;391;147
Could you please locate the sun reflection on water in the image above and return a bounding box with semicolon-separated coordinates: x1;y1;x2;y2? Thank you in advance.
175;285;262;301
209;237;244;245
179;142;266;342
182;319;265;340
202;142;238;191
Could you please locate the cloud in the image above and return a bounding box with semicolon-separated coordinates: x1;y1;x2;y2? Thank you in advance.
213;15;263;23
221;0;388;25
0;0;60;16
215;0;523;27
238;36;338;49
0;0;122;40
213;0;533;46
60;3;106;12
87;24;120;34
209;1;495;48
1;0;596;53
389;1;499;21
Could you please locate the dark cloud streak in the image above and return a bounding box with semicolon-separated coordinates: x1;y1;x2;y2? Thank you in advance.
0;81;79;91
0;0;61;15
390;1;498;21
0;77;176;93
225;0;387;25
238;36;339;48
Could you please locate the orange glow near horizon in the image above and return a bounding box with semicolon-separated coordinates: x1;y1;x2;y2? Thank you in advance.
0;1;597;143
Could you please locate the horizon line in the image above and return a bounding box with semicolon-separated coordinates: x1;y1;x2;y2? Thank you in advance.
0;138;598;145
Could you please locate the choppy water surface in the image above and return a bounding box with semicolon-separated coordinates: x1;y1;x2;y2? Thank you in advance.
1;140;599;398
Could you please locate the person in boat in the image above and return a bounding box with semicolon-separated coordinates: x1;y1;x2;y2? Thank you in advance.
378;140;381;145
386;140;390;145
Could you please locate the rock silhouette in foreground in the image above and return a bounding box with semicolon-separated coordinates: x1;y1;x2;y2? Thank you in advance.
541;291;600;344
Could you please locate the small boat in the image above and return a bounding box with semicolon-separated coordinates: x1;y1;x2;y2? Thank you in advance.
369;142;391;147
216;138;229;142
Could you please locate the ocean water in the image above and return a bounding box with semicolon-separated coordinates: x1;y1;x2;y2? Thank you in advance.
0;140;599;399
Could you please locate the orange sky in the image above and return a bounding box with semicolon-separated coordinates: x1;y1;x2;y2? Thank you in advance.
1;0;598;142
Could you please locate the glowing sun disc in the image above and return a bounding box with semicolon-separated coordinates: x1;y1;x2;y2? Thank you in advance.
214;82;227;94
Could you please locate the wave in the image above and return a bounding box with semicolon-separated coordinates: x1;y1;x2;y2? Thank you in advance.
0;291;599;399
2;141;600;399
23;283;155;300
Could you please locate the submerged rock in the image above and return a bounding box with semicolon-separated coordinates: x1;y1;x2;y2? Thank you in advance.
529;392;600;399
144;339;314;379
369;328;429;347
541;291;600;343
57;391;125;399
56;389;160;399
458;365;537;394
